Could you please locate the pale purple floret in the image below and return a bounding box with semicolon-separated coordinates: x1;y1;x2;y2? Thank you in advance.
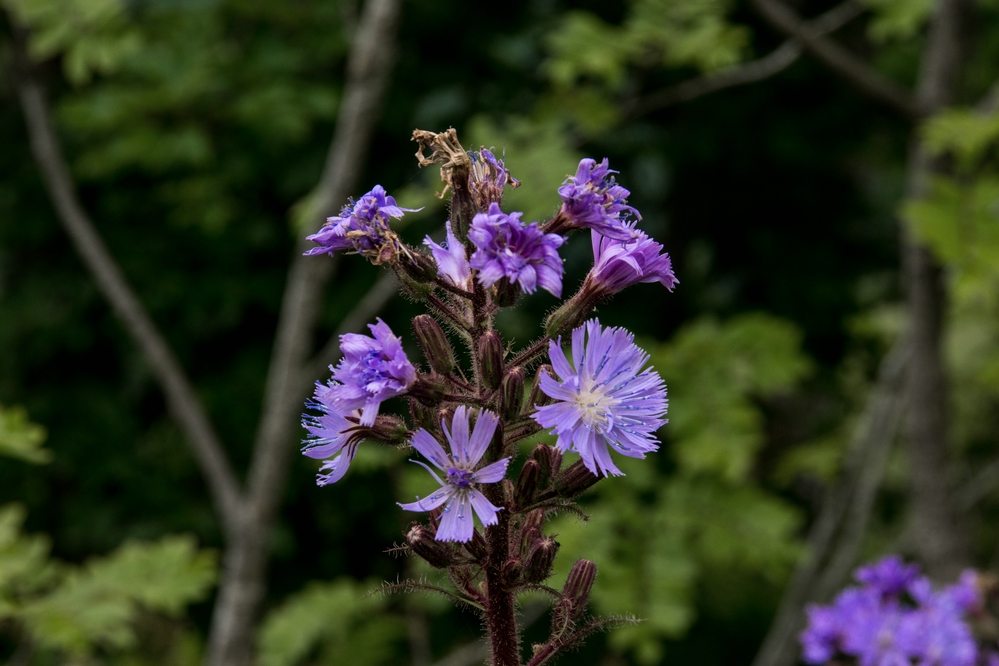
558;158;640;241
800;556;981;666
468;203;565;297
398;406;510;542
856;555;921;598
469;148;519;208
329;318;416;426
589;226;678;294
305;185;416;258
531;319;667;477
301;379;362;485
424;220;471;288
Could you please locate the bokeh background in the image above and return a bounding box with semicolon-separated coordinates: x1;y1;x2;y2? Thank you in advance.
2;0;999;664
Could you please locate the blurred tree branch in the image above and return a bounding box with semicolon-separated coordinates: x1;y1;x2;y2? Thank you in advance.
5;0;404;663
750;338;908;666
748;0;920;119
626;0;864;118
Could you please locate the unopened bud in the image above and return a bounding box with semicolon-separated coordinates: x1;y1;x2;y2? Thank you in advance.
407;524;455;569
502;479;515;507
502;557;523;583
524;537;559;584
532;444;562;488
554;460;600;498
413;314;456;375
465;529;488;561
495;278;522;307
411;401;436;431
478;331;504;389
528;365;556;409
515;459;541;508
409;375;447;407
401;250;440;284
563;559;597;615
501;367;525;420
391;264;433;301
370;415;409;445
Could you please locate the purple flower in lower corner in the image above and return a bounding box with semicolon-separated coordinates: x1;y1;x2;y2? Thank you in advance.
557;158;640;241
305;185;417;262
469;203;565;297
532;319;667;477
424;220;471;288
301;379;362;485
588;226;678;295
330;318;416;426
399;406;510;542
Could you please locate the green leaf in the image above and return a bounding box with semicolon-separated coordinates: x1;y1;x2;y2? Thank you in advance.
0;404;52;464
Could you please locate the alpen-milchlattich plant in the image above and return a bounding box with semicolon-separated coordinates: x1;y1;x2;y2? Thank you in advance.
301;128;678;666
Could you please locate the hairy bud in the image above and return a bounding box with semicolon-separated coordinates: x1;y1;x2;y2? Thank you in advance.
562;559;597;616
544;288;596;337
407;524;455;569
494;277;522;308
532;444;563;488
500;367;525;420
515;459;541;508
528;365;556;409
391;263;433;301
524;536;559;584
478;330;504;389
401;250;440;284
502;557;523;583
410;400;436;431
413;314;456;375
465;529;488;561
369;415;410;445
554;460;600;498
408;375;448;407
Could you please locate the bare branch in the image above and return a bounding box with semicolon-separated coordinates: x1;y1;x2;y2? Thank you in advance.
5;17;244;533
748;0;920;120
751;338;908;666
974;77;999;114
628;1;864;117
954;456;999;511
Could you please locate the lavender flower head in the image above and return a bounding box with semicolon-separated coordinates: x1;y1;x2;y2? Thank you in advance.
305;185;417;262
469;147;520;209
330;318;416;426
424;220;471;288
557;158;640;241
399;406;510;542
588;226;678;295
469;202;565;297
302;379;363;485
800;556;981;666
532;319;667;477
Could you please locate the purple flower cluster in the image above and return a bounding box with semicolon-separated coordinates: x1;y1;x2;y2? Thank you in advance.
305;185;416;261
801;556;982;666
558;158;640;241
399;406;510;542
588;226;679;295
532;319;668;477
469;203;565;297
329;318;416;426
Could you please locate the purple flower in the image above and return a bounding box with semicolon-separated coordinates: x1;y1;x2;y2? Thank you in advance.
588;226;678;294
801;604;845;664
398;406;510;542
531;319;667;477
424;220;471;288
469;203;565;297
856;556;921;599
330;318;416;426
557;158;640;241
301;379;362;485
469;148;520;209
942;571;981;614
305;185;417;261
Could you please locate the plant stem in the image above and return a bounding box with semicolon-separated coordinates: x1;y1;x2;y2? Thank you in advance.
484;499;520;666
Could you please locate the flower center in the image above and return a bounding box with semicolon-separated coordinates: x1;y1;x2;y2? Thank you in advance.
358;349;388;386
446;467;474;489
573;382;614;433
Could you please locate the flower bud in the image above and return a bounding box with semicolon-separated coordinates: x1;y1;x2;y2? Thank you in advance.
554;460;600;498
408;375;448;407
391;263;433;301
501;367;525;420
478;331;504;389
515;459;541;508
502;557;523;583
465;528;488;561
410;400;436;431
562;559;597;616
413;314;456;375
407;524;455;569
502;479;515;507
401;250;440;284
369;415;410;445
494;277;522;307
528;365;556;409
524;537;559;584
531;444;562;488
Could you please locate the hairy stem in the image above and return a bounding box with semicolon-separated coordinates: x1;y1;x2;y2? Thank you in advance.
484;498;519;666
